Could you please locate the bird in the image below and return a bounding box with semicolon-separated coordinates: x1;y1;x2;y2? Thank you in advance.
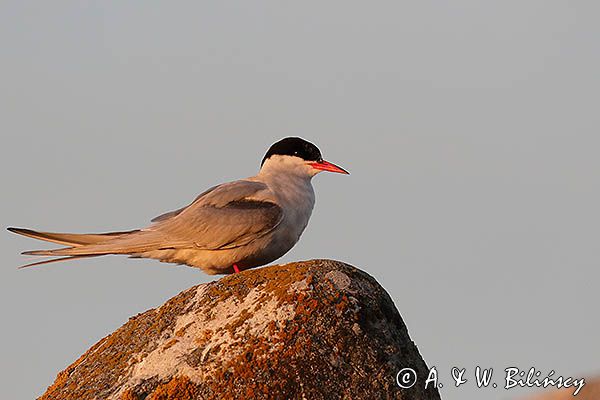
8;137;349;274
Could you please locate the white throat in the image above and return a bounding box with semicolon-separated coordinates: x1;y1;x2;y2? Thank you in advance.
259;155;318;179
257;155;315;211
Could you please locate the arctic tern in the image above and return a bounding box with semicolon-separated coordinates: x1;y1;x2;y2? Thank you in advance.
8;137;348;274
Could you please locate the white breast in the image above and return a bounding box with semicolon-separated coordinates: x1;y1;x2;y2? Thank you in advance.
252;164;316;259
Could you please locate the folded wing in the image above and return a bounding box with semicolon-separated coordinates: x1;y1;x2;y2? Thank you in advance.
17;180;283;259
151;180;283;249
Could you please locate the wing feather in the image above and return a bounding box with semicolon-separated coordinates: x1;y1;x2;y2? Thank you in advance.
152;180;283;250
20;180;283;257
150;185;219;223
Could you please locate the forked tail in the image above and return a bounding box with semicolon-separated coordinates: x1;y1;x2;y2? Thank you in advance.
8;227;141;268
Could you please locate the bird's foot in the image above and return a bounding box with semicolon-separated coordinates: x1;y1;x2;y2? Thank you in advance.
233;264;240;274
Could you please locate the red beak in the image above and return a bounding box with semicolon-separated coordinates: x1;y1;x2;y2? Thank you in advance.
308;160;349;174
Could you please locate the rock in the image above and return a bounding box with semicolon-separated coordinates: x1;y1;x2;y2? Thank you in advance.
40;259;440;400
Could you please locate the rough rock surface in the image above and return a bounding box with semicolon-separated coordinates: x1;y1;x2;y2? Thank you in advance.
40;259;440;400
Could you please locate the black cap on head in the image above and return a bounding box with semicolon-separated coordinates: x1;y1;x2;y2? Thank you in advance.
261;137;322;166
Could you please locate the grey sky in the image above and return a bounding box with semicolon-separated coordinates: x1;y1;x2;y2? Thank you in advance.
1;2;599;399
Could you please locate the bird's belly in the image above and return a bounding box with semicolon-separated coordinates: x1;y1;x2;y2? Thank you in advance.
238;230;298;267
140;228;300;275
225;218;307;270
140;206;311;274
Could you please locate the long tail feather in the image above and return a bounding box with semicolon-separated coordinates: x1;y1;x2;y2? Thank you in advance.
22;249;75;256
10;226;162;264
18;255;101;269
8;227;139;247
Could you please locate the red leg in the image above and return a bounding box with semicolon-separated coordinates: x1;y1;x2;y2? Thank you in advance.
233;264;240;274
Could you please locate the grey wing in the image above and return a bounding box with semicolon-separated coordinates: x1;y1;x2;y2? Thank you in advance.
19;180;283;257
148;180;284;250
151;185;219;223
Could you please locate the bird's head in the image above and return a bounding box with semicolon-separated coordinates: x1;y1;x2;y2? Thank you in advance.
260;137;349;178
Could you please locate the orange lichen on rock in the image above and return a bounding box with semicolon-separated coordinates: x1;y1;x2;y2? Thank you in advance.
162;338;179;350
224;308;253;335
39;286;198;400
175;321;195;337
39;259;440;400
120;388;139;400
146;376;199;400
